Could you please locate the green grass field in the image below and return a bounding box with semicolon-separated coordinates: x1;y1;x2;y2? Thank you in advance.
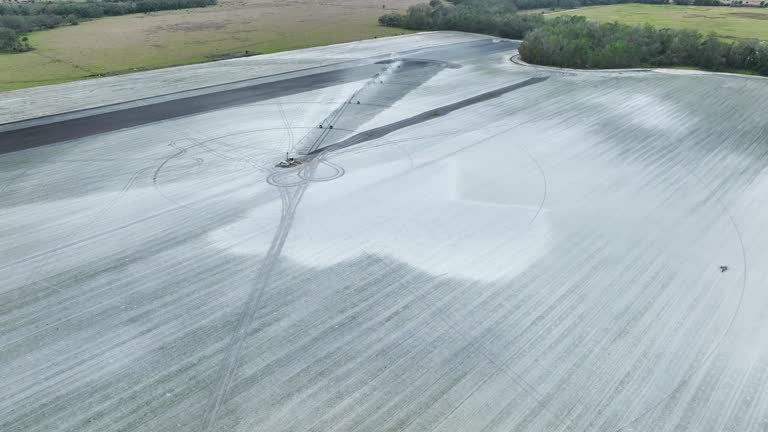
0;0;417;92
551;4;768;41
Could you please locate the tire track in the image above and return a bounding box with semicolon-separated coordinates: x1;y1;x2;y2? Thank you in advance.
0;167;32;195
201;186;304;432
201;67;548;432
297;157;345;183
308;77;549;156
609;163;748;432
200;63;392;431
1;164;155;274
277;100;295;155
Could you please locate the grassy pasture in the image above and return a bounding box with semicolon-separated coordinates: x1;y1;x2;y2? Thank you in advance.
0;0;418;92
550;4;768;41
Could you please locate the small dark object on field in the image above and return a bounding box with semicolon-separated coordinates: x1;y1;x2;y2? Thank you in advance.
276;155;301;168
720;265;728;272
319;124;323;128
357;101;360;104
329;125;334;129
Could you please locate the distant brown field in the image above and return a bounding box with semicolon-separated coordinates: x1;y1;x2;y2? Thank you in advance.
0;0;420;91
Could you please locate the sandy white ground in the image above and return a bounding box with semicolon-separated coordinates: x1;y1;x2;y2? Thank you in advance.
2;33;768;432
0;32;486;125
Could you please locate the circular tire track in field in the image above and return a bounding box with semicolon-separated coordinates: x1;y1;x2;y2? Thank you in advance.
153;127;354;210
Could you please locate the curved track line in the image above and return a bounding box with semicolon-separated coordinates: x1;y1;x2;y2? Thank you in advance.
201;71;549;432
297;158;345;182
1;164;156;274
201;62;396;431
609;169;748;432
517;142;548;225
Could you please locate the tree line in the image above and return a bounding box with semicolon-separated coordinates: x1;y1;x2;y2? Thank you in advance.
400;0;668;16
520;16;768;74
379;0;546;40
430;0;762;10
380;0;768;76
0;0;216;52
378;0;671;38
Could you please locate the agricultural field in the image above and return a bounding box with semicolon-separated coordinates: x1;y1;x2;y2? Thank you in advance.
0;0;418;92
3;33;768;432
550;4;768;41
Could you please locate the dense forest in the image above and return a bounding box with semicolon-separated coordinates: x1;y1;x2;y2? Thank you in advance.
455;0;674;10
380;1;545;40
380;0;768;76
0;0;216;52
520;16;768;73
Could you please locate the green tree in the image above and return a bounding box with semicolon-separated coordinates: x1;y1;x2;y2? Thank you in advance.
404;4;434;29
0;27;20;51
378;12;402;27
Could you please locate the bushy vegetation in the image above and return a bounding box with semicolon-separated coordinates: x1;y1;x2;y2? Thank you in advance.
677;0;722;5
0;27;25;51
378;0;676;38
0;0;216;52
379;0;545;39
380;1;768;76
520;16;768;74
